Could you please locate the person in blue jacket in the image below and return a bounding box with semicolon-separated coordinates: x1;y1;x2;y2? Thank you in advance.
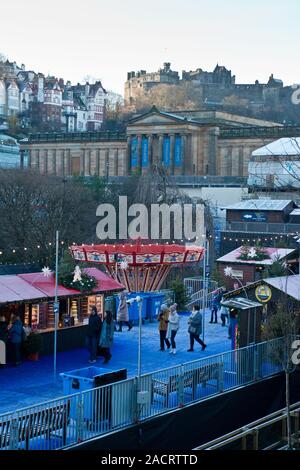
8;314;23;366
209;290;222;324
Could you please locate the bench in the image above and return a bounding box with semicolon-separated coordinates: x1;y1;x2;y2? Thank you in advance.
0;401;70;450
152;362;224;407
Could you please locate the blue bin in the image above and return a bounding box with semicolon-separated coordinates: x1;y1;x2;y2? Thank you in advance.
115;292;148;325
146;292;165;322
60;366;113;420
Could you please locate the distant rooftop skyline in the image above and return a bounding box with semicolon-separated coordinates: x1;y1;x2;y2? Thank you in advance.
1;0;299;95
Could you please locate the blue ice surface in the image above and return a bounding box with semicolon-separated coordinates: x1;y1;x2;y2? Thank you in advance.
0;311;231;414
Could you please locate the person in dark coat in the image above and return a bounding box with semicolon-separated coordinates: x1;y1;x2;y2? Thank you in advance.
187;305;207;352
0;315;8;367
8;314;23;366
86;306;102;363
99;310;114;364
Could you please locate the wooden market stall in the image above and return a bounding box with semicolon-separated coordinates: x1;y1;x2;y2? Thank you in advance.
0;268;123;354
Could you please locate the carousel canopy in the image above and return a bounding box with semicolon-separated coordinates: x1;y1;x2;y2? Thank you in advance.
70;243;204;265
70;242;204;292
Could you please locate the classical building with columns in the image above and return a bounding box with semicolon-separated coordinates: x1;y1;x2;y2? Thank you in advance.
20;106;300;179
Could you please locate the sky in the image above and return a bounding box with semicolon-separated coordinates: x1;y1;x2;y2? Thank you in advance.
1;0;299;95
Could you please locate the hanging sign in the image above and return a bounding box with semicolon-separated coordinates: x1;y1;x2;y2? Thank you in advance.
255;284;272;303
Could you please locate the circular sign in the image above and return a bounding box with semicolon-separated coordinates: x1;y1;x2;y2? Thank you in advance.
255;284;272;303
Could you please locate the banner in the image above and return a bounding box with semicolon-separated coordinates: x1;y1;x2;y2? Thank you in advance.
163;136;170;167
174;136;182;167
141;136;149;167
131;136;138;168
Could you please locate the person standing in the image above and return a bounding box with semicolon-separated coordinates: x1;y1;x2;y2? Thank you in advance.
167;304;180;355
117;291;132;332
210;290;221;324
99;310;114;364
86;306;102;364
0;315;8;367
157;304;170;351
8;314;23;366
187;305;207;352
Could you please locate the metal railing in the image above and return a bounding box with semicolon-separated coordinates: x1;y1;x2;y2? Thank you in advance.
226;221;300;234
184;278;218;296
195;401;300;450
220;125;300;140
0;337;290;450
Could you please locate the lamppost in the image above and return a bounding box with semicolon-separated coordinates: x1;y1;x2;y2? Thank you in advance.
224;266;248;298
53;230;59;381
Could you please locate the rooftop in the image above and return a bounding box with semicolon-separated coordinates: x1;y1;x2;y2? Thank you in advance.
224;199;293;211
252;137;300;157
217;246;296;265
264;275;300;301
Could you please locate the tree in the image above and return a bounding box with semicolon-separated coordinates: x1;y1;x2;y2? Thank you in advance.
0;169;100;264
262;290;299;449
171;278;190;310
131;82;203;113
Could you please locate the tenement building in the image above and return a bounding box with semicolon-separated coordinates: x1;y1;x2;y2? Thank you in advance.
21;106;299;178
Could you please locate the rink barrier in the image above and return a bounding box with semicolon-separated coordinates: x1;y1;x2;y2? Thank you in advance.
0;337;293;450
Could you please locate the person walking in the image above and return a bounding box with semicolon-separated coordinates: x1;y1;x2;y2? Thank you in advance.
187;305;207;352
167;304;180;355
209;290;221;324
220;300;230;327
86;306;102;363
8;314;23;366
99;310;114;364
157;304;171;351
0;315;8;367
116;291;132;332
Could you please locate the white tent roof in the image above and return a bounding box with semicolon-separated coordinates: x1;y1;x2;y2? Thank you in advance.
252;138;300;157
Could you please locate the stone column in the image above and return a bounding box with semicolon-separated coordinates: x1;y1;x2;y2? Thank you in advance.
207;127;219;175
158;134;163;165
80;149;85;176
105;149;110;180
96;149;100;176
27;150;32;168
181;134;187;175
85;149;91;175
126;136;131;174
64;150;70;176
170;134;175;174
148;134;153;167
137;134;142;170
53;149;57;176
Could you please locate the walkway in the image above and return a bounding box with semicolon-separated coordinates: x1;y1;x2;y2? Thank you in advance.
0;312;230;414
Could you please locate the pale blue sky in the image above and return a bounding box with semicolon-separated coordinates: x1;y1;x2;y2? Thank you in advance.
1;0;299;94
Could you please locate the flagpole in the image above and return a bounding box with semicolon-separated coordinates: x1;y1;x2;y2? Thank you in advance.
54;230;59;381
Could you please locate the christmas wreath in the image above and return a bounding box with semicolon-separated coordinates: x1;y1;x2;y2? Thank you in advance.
237;245;270;261
59;264;97;293
60;272;97;292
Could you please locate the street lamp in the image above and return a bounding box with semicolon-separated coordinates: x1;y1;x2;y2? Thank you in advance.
224;266;249;298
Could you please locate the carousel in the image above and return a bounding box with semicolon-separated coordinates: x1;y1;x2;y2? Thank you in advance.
70;241;204;292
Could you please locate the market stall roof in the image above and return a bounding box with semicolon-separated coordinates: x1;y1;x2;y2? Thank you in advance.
19;268;124;298
263;275;300;301
220;297;262;310
0;275;47;303
84;267;124;293
217;246;296;266
0;269;124;305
